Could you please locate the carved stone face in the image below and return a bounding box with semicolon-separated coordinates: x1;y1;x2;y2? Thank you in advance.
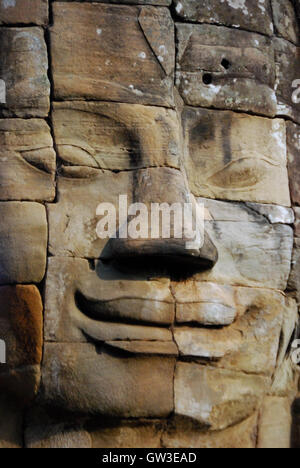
0;0;299;449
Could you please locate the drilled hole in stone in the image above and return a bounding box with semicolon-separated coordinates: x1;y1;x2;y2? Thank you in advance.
221;58;231;70
202;73;213;85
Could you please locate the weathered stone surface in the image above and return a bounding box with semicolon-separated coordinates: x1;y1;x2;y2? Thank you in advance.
0;285;43;404
44;257;174;343
183;108;290;205
50;3;175;106
174;363;268;430
42;343;175;417
274;38;300;124
52;101;181;171
174;287;297;376
294;208;300;237
176;24;276;116
0;28;50;117
58;0;170;4
245;203;294;224
0;202;47;284
162;413;258;448
0;0;48;25
25;406;92;448
195;198;293;290
106;341;178;356
288;237;300;303
27;428;91;449
90;421;163;448
257;397;292;448
287;122;300;205
0;119;55;201
48;170;132;258
272;0;299;44
173;281;237;326
48;167;217;268
0;396;23;448
174;0;273;36
0;285;43;369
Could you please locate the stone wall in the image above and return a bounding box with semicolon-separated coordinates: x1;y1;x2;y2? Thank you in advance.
0;0;299;448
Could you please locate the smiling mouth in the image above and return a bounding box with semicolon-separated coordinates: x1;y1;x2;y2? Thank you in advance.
75;289;237;358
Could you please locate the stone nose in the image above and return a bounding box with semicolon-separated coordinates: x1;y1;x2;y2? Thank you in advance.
101;167;218;272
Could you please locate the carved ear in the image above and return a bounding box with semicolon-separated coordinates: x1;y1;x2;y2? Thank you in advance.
138;7;175;76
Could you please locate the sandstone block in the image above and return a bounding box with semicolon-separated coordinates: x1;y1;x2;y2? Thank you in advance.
183;108;290;205
50;3;175;106
287;121;300;205
0;28;50;117
176;24;276;116
0;119;56;201
173;0;274;36
0;202;47;284
257;397;292;448
196;198;293;290
274;38;300;124
272;0;299;44
42;342;175;417
0;285;43;403
174;363;268;430
0;0;48;25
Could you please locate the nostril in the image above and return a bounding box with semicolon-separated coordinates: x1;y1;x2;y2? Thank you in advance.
100;235;218;280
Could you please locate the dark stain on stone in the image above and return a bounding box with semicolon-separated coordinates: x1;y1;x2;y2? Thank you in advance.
221;114;232;165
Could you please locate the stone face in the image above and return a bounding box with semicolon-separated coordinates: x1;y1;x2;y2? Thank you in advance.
174;0;273;36
162;413;258;449
47;167;217;267
274;38;300;124
174;287;297;376
272;0;299;45
176;24;276;116
42;343;175;417
0;202;47;284
0;28;50;117
44;257;175;343
50;3;175;107
0;119;56;201
196;198;293;290
287;122;300;205
257;397;292;448
52;101;181;171
0;0;48;25
174;363;268;431
183;108;290;205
